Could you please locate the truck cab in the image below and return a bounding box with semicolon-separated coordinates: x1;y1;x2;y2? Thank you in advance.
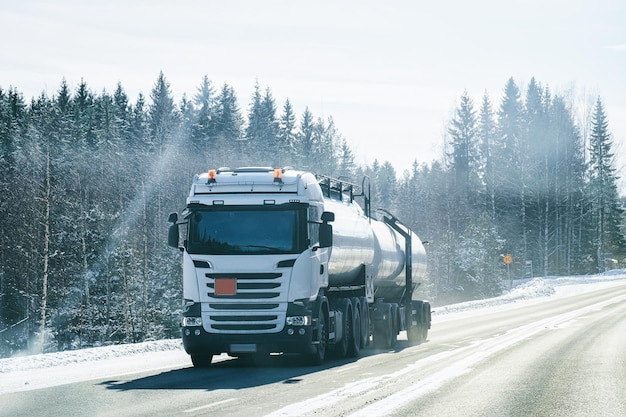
168;167;334;366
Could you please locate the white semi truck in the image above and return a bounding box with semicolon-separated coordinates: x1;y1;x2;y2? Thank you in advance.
167;167;431;367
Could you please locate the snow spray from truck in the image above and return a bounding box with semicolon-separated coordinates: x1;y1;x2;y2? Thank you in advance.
167;167;431;367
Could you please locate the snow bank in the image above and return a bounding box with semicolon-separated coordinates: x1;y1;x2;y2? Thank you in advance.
433;271;626;315
0;339;183;373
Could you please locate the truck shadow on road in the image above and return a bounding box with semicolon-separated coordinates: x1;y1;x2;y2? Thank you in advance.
102;340;424;392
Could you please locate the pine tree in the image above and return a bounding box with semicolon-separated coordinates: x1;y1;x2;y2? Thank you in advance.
243;84;279;165
73;80;96;148
213;83;244;166
586;98;626;270
191;75;215;152
145;72;182;340
312;116;340;176
148;71;177;154
374;161;397;211
447;89;507;298
261;87;279;165
447;90;478;235
337;138;356;179
0;87;31;355
522;78;550;276
495;78;526;271
296;107;314;170
447;90;478;196
277;98;297;167
476;92;497;222
179;94;197;164
548;96;588;274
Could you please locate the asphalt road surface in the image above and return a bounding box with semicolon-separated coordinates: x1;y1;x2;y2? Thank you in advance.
3;282;625;417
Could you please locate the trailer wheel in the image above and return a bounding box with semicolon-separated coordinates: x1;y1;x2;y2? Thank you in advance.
407;325;420;344
390;304;399;346
191;354;213;368
408;301;427;344
407;322;426;344
359;297;370;347
421;302;431;340
347;304;361;357
333;299;352;358
372;303;393;349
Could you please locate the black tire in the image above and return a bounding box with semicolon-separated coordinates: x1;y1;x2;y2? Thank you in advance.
372;304;393;349
408;300;426;345
390;304;398;347
191;353;213;368
308;304;328;365
333;299;351;358
407;323;424;344
359;297;370;348
347;304;361;357
421;302;430;340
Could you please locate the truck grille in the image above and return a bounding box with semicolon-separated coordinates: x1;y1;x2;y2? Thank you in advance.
202;272;287;333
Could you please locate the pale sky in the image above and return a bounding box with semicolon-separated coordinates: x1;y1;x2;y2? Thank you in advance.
2;0;625;179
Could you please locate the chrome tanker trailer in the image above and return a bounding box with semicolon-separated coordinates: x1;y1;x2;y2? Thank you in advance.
168;167;431;367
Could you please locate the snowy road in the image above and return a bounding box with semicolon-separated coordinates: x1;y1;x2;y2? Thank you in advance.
2;275;626;417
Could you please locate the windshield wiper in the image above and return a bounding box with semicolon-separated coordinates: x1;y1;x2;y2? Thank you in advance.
238;244;284;252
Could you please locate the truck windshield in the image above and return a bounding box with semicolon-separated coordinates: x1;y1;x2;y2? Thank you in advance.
186;206;308;255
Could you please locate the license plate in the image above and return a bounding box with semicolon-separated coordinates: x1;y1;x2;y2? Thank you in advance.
230;344;257;353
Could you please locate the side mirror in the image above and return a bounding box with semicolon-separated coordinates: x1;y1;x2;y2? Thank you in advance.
319;223;333;248
167;212;179;248
318;211;334;248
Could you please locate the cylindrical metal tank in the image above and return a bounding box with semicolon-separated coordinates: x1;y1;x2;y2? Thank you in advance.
323;196;427;294
323;197;375;284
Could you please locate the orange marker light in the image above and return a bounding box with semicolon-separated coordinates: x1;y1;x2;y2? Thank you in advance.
273;168;283;183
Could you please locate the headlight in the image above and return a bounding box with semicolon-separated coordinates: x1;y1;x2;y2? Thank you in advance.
182;317;202;327
286;315;312;326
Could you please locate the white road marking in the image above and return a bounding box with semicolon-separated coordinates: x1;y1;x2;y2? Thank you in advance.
184;398;236;413
334;365;359;373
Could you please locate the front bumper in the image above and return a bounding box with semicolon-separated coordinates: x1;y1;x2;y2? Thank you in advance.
181;324;317;356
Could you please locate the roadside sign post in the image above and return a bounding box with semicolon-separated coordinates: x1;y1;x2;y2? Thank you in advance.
503;254;513;289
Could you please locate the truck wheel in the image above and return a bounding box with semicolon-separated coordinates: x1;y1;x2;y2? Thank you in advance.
359;297;369;347
408;300;426;345
372;304;393;349
191;354;213;368
421;302;431;340
347;305;361;357
373;321;392;349
333;299;351;358
407;324;424;344
308;308;327;365
390;304;398;346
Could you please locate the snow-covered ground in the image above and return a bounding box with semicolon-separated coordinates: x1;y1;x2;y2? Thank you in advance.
2;272;626;395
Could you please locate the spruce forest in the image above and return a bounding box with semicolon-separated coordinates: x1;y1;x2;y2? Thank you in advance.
1;72;624;357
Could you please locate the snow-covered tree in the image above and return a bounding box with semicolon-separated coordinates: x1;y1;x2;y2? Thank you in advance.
586;98;626;271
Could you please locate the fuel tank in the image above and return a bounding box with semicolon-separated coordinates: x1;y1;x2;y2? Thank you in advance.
323;196;427;293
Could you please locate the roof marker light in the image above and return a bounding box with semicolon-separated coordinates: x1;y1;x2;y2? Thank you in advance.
274;168;283;183
208;169;217;183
